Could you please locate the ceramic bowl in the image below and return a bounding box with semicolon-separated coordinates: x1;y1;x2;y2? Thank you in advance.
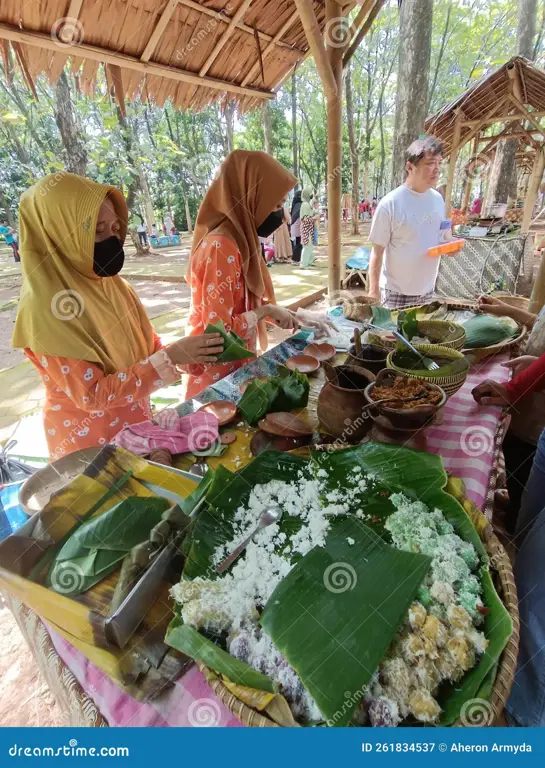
347;343;389;376
200;400;238;426
303;343;336;362
258;412;313;438
285;354;320;375
364;369;446;432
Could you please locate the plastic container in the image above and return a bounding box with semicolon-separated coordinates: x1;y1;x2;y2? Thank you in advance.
439;219;453;242
427;239;465;258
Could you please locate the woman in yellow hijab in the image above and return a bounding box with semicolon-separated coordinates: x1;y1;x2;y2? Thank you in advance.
184;150;299;398
12;173;223;459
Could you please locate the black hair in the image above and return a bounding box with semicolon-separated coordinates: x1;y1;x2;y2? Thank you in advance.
405;136;444;167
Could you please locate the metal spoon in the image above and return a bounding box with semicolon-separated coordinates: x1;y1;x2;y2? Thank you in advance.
216;506;283;574
188;459;207;478
366;324;440;371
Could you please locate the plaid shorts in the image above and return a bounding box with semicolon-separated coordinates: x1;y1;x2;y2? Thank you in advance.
380;288;435;309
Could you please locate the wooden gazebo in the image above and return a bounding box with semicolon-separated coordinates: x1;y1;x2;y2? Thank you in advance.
0;0;386;296
426;56;545;234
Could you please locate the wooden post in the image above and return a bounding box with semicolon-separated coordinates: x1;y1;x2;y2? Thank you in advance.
293;0;338;101
522;146;545;233
529;247;545;314
445;109;463;216
462;135;480;212
326;0;346;300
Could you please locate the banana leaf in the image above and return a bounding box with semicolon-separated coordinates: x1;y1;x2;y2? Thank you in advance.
238;372;310;426
391;346;470;377
204;320;256;362
260;517;431;726
47;497;170;595
165;617;275;692
398;308;419;341
370;305;396;329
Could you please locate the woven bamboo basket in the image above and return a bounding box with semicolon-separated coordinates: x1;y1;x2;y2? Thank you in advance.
342;295;377;321
369;320;466;352
198;518;519;728
463;326;528;362
386;344;469;397
490;294;530;311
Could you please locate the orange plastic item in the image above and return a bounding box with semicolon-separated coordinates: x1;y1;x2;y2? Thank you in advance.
427;239;465;258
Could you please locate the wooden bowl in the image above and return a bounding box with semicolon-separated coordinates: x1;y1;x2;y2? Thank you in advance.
258;412;313;438
364;369;446;431
200;400;237;426
303;343;336;362
250;432;312;457
285;354;320;375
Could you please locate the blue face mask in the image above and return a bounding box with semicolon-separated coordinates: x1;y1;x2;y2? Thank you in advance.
93;236;125;277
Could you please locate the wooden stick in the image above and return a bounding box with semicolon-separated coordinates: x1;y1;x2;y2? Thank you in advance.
445;110;463;217
293;0;338;101
508;93;545;139
1;39;11;85
241;10;300;87
462;135;480;211
529;246;545;315
455;96;510;152
253;28;266;86
461;110;545;127
141;0;179;62
108;63;126;117
343;0;386;67
522;146;545;234
478;130;541;142
11;42;39;100
0;21;273;100
349;0;374;42
199;0;254;77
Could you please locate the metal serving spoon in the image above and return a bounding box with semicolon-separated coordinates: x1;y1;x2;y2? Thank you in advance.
216;506;283;574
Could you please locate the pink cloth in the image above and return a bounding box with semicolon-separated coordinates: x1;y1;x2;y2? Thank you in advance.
113;410;219;456
46;356;510;727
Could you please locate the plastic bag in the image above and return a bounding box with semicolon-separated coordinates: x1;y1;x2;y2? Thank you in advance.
0;440;36;485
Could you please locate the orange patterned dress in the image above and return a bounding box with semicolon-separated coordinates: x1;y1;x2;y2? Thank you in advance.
185;235;258;399
25;335;179;460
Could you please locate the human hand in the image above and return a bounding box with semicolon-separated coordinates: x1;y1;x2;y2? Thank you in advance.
472;379;511;407
502;355;538;377
262;304;299;330
477;295;510;316
166;333;224;365
295;308;338;337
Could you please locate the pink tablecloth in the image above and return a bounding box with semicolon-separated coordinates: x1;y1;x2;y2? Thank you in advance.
49;355;510;727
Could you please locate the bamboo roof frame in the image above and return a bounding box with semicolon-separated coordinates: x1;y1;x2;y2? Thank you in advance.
0;0;385;293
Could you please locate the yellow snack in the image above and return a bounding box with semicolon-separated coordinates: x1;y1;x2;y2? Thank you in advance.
422;615;448;648
411;658;440;693
446;635;474;671
408;689;441;723
408;602;427;630
400;633;426;663
447;603;472;631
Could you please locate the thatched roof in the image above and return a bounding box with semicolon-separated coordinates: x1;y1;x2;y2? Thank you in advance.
0;0;355;113
426;56;545;155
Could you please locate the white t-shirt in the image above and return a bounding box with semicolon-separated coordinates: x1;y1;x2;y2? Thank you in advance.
369;184;445;296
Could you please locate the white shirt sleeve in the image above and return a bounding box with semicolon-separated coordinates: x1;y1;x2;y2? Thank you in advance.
369;201;391;247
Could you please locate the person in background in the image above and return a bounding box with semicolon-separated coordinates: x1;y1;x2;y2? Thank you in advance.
136;219;148;247
469;196;483;215
151;223;158;238
359;199;365;221
184;150;299;398
477;294;545;529
312;197;320;246
0;219;20;262
371;197;378;217
164;213;175;236
368;136;445;309
290;189;302;264
273;201;292;263
300;187;315;268
12;173;221;459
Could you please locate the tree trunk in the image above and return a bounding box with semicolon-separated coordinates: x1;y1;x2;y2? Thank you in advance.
0;189;16;226
263;101;274;155
181;179;193;235
291;72;299;180
345;65;359;235
391;0;433;189
54;70;87;175
379;95;386;197
224;102;235;154
486;0;538;207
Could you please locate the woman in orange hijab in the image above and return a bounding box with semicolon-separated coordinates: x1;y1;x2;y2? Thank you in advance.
12;173;223;460
185;150;298;398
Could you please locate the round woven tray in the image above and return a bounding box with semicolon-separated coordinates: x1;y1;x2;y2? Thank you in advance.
386;343;468;398
369;320;466;352
463;326;528;362
198;522;519;727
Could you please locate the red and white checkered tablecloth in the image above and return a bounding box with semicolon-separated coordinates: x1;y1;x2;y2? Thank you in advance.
49;355;510;727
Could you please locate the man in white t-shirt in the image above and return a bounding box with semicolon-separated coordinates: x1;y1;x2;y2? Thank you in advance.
368;136;446;308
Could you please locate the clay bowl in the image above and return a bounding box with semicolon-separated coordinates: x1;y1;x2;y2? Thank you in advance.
286;354;320;375
347;343;389;376
303;342;336;363
250;431;312;457
258;412;313;438
239;377;268;394
364;369;446;432
200;400;237;426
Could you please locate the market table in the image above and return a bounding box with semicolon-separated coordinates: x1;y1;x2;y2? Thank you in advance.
20;336;511;728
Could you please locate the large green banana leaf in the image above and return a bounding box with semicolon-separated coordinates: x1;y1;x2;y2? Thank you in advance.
47;497;170;595
204;320;256;362
260;517;431;726
237;370;310;425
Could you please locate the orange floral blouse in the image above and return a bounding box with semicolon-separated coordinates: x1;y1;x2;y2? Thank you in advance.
25;334;179;460
185;235;258;399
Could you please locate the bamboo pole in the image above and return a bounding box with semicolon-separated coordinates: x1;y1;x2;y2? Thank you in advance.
445;110;463;216
241;10;300;87
293;0;338;102
343;0;385;67
326;0;346;299
461;110;545;127
199;0;254;76
508;94;545;140
522;146;545;233
141;0;180;62
462;135;480;211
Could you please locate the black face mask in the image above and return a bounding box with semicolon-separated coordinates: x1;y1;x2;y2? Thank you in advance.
93;236;125;277
256;208;284;238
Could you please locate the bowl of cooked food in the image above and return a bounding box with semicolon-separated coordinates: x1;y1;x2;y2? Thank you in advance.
364;369;446;431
